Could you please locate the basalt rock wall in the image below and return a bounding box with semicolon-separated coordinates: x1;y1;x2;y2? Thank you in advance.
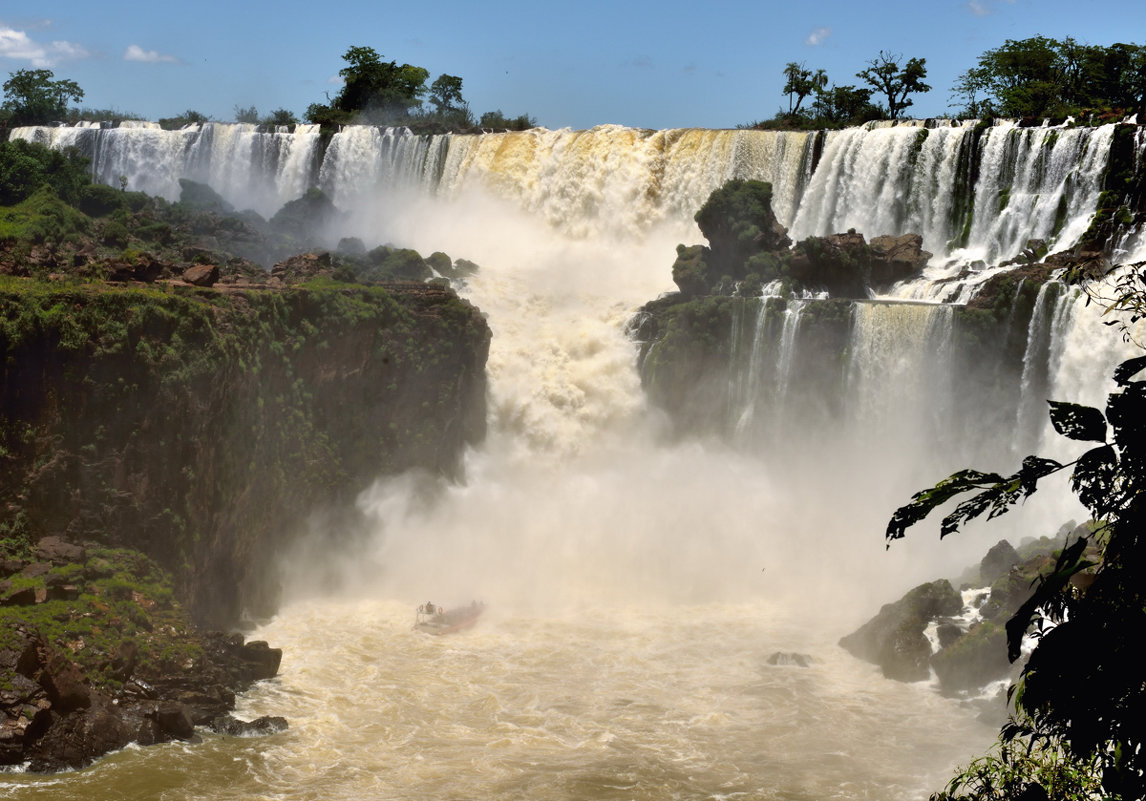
0;279;490;628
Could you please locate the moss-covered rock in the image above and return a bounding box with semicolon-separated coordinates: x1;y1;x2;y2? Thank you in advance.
839;579;963;682
930;621;1011;695
0;277;490;628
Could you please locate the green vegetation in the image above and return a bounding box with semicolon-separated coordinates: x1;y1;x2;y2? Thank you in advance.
856;51;931;120
0;544;198;692
477;109;537;131
1;68;84;127
0;276;489;625
889;352;1146;798
0;138;93;206
158;109;209;130
303;45;536;133
951;36;1146;119
755;36;1143;129
755;50;928;129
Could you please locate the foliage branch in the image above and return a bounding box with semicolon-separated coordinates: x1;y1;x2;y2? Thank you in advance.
889;354;1146;799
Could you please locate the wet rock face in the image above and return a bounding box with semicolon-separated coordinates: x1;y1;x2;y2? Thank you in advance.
838;579;963;682
980;539;1021;585
1;625;287;773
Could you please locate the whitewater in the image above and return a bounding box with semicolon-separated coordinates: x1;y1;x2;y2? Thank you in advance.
4;119;1142;800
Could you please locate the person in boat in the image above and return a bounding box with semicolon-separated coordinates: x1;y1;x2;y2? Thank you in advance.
422;601;436;615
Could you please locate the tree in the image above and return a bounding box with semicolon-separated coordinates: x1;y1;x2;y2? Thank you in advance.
158;109;208;131
233;105;259;124
811;84;882;126
950;66;997;119
1;69;84;126
477;109;536;130
856;51;930;119
888;344;1146;798
0;139;91;205
782;62;825;115
261;108;299;127
429;74;464;115
955;37;1146;119
1099;43;1146;115
333;45;428;122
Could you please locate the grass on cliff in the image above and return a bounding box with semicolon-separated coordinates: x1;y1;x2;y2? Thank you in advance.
0;544;202;693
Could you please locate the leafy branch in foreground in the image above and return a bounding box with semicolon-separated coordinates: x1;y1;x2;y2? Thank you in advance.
889;354;1146;800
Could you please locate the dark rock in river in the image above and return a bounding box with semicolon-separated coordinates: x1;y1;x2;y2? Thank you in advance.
767;652;813;667
839;579;962;682
210;714;289;736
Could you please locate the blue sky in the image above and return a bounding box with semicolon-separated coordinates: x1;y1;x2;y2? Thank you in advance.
3;1;1143;130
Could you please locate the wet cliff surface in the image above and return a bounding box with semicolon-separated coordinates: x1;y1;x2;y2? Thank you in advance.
0;275;490;769
0;278;490;628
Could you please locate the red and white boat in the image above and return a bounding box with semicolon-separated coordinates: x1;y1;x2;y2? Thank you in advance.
413;601;485;635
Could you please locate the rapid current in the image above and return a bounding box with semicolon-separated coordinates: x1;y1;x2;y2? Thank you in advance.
5;119;1145;800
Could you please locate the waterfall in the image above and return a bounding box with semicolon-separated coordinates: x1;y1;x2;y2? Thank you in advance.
13;120;1123;270
1015;281;1065;455
15;118;1142;801
10;122;323;218
846;302;956;448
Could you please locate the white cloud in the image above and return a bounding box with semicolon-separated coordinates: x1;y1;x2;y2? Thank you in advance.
966;0;1015;15
0;24;87;66
50;40;88;60
805;27;832;46
124;44;178;63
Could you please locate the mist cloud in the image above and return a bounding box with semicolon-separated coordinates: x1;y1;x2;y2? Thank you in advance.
0;23;88;66
805;27;832;46
124;44;179;63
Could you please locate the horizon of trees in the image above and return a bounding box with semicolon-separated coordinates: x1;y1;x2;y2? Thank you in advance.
757;36;1145;131
2;35;1144;133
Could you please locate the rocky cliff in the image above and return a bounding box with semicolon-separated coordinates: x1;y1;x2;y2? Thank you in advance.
0;277;490;628
0;274;489;769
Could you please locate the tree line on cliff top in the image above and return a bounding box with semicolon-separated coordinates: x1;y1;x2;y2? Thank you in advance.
765;35;1146;129
5;35;1145;132
0;45;535;133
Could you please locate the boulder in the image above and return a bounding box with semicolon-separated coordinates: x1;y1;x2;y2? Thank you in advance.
39;654;92;714
182;264;219;287
34;536;86;564
839;579;963;682
154;702;195;739
980;539;1021;585
869;233;931;287
25;694;132;773
931;622;1013;695
671;244;713;297
238;641;282;681
209;714;288;736
788;232;872;299
0;581;36;607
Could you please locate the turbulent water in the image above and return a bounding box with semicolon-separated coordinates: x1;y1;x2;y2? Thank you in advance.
4;119;1143;799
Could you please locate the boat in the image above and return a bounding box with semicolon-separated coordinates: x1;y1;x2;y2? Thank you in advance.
413;601;485;635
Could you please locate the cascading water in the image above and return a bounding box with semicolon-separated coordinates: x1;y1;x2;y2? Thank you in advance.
6;119;1142;800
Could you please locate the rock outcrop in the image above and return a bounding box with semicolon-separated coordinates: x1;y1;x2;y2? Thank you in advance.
0;280;490;628
838;580;963;682
668;180;928;300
